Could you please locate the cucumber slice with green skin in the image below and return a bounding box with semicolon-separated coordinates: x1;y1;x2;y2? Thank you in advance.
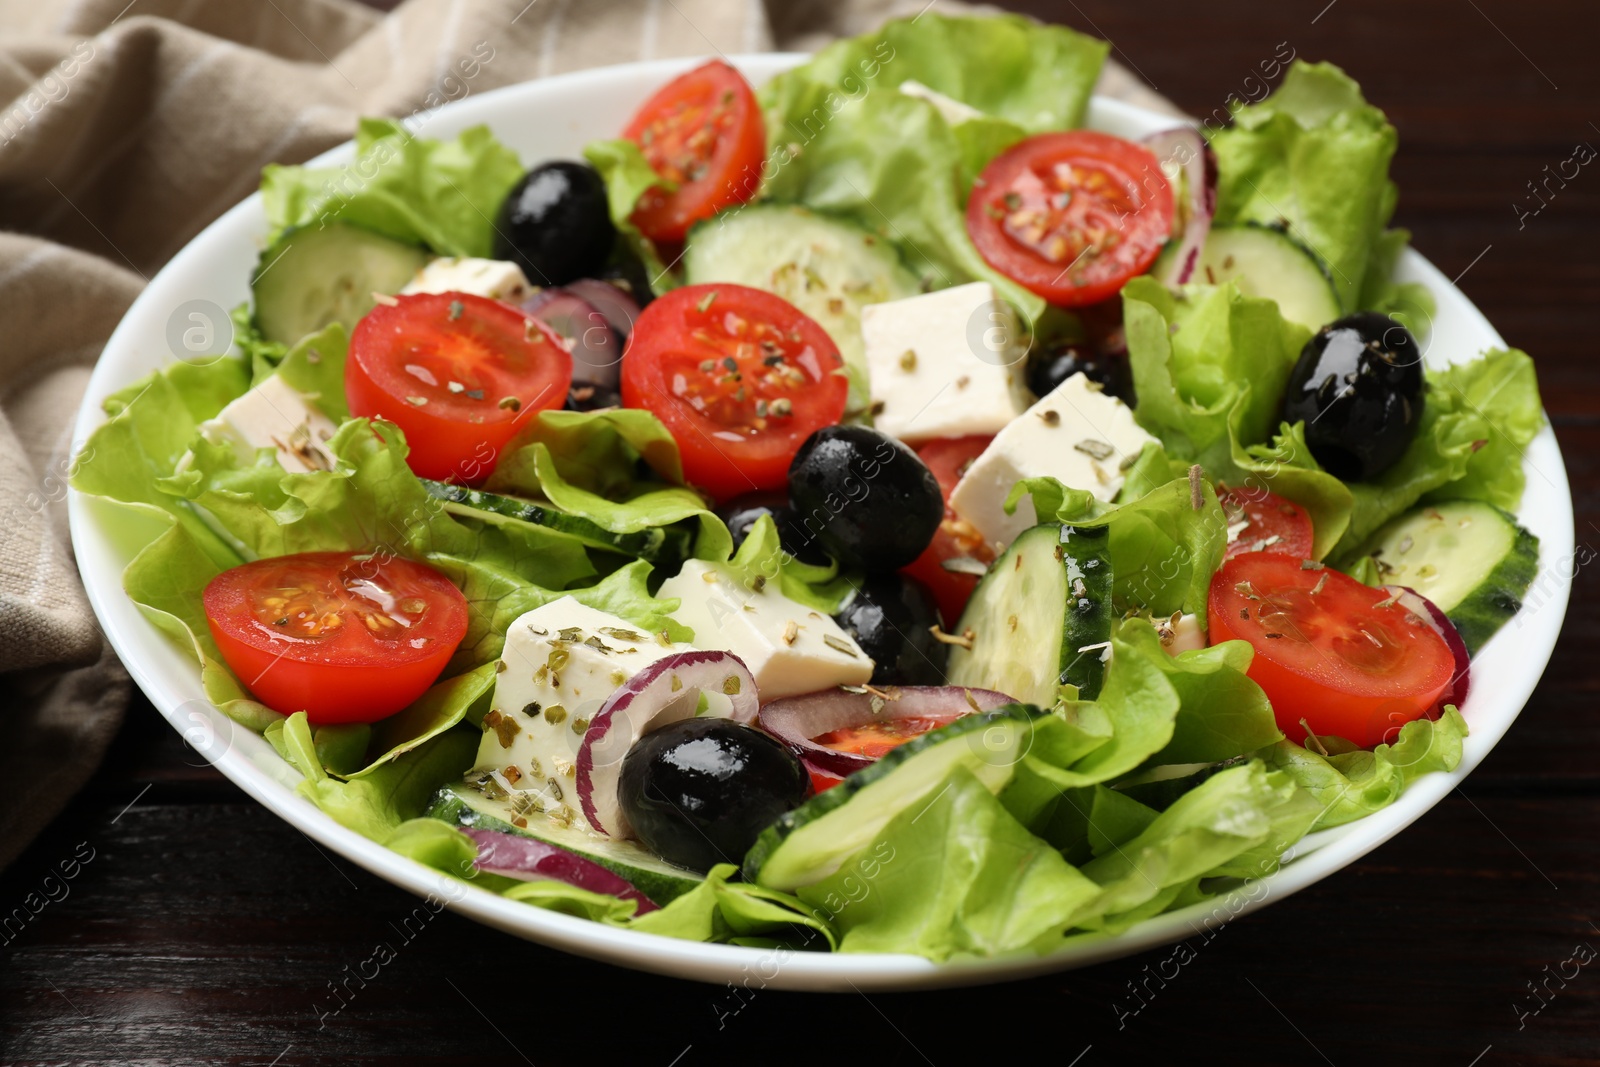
946;524;1114;704
253;224;429;346
1171;222;1342;331
425;783;701;904
743;705;1044;891
1345;500;1540;654
683;204;922;416
420;480;693;564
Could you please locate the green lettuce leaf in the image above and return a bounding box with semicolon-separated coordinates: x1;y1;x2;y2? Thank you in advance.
1211;61;1403;314
268;714;480;841
1013;475;1226;618
631;864;836;949
261;119;523;259
796;767;1100;960
1333;348;1544;555
582;138;677;287
1262;707;1468;830
709;514;855;615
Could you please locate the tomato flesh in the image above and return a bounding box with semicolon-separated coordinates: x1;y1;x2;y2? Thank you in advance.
967;131;1173;307
1207;554;1454;748
203;551;469;724
624;60;766;244
620;283;847;501
1218;485;1316;561
900;436;996;625
814;716;957;761
347;292;571;483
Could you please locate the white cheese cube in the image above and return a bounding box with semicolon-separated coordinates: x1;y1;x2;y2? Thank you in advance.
465;597;696;833
399;257;533;305
949;372;1157;548
899;79;984;125
661;561;873;701
197;373;338;473
860;282;1028;444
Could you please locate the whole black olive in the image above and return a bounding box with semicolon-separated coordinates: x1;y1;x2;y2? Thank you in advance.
493;161;614;286
714;493;829;565
619;718;810;873
1027;340;1135;405
833;573;948;685
787;426;943;571
1281;312;1424;482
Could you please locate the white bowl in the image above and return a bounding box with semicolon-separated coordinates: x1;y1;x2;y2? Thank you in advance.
68;53;1574;991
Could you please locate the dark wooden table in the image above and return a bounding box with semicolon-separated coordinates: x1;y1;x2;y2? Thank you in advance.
5;1;1598;1063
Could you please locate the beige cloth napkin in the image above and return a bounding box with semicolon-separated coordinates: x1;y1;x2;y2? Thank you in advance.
0;0;1174;870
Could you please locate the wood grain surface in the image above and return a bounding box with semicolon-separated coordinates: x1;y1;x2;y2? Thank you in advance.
5;1;1598;1063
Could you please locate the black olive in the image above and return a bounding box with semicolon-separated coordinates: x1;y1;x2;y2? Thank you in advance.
1026;340;1135;405
714;493;829;565
1281;312;1424;481
619;718;810;873
598;239;656;307
787;426;942;571
833;573;948;685
493;162;614;286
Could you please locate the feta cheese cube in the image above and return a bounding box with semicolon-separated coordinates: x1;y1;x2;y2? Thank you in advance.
197;373;338;473
661;561;873;700
899;79;984;125
465;597;696;833
399;258;534;304
860;282;1028;444
949;372;1157;548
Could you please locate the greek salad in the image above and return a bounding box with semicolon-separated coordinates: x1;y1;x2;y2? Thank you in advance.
76;15;1547;960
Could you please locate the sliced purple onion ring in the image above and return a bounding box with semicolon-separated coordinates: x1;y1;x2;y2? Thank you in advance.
758;685;1017;778
576;650;758;838
1141;126;1217;286
463;828;659;913
1383;585;1471;710
565;278;642;340
522;288;622;392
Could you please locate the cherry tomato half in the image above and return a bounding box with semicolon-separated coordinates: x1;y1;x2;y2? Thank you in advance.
347;292;571;482
900;435;996;625
203;551;469;724
1207;553;1455;748
620;283;848;502
967;131;1173;307
1218;485;1316;561
624;60;766;244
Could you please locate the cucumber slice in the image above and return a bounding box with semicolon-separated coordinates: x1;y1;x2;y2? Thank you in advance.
426;782;701;904
421;480;692;564
946;524;1114;704
743;705;1043;891
683;204;922;416
1178;223;1341;331
1345;500;1540;654
253;224;429;346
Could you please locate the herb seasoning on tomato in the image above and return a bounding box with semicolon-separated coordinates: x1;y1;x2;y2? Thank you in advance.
1218;485;1315;561
202;551;469;724
346;292;571;483
623;60;766;244
1207;553;1454;748
900;435;997;624
620;283;848;501
967;130;1173;306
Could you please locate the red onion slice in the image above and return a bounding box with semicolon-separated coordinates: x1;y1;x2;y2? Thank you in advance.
576;651;758;838
1383;585;1471;711
758;685;1016;777
463;828;659;913
1141;127;1216;286
522;289;621;391
565;278;641;340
